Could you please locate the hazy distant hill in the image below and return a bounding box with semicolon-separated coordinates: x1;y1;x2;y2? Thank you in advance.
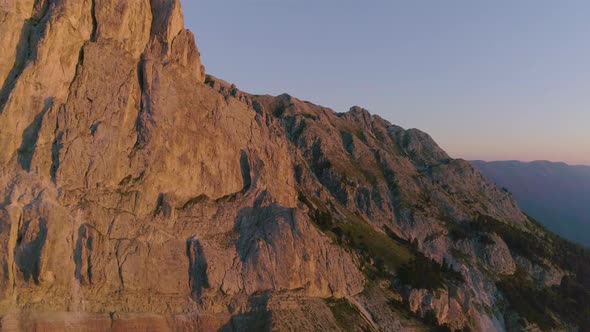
472;160;590;246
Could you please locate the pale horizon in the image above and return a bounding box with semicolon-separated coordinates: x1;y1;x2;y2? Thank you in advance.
467;158;590;167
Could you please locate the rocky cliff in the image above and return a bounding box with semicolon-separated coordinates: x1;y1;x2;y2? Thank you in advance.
0;1;588;331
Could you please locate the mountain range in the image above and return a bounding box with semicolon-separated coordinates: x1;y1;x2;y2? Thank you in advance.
0;1;588;331
472;160;590;246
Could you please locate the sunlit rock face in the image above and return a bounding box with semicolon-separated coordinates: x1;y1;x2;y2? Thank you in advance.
0;1;584;331
0;2;361;329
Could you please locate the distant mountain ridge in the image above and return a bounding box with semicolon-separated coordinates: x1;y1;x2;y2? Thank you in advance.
472;160;590;246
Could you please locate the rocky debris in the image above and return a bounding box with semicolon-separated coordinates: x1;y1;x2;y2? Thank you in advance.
267;295;353;331
354;282;430;331
0;1;586;331
0;311;228;331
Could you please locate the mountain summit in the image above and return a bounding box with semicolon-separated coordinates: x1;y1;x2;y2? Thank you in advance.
0;1;588;331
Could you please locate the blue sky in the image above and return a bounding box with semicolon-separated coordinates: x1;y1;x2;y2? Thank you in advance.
180;1;590;165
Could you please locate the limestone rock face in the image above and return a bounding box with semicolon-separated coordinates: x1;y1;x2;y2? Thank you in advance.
0;0;362;328
408;288;466;330
0;1;586;331
455;233;516;275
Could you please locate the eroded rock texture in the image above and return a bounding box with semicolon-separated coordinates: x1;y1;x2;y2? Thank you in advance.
0;1;361;330
0;1;587;331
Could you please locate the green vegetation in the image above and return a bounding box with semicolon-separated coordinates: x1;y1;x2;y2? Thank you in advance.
301;193;590;330
525;215;590;284
397;255;464;290
338;210;414;274
300;192;465;290
352;225;410;272
448;215;551;265
474;215;552;264
385;227;464;290
298;193;414;276
374;129;386;143
450;214;590;330
496;268;557;329
519;224;587;330
466;215;590;286
386;297;408;314
497;267;590;331
354;129;367;143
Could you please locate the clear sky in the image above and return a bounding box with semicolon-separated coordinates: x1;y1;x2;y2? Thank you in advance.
180;1;590;165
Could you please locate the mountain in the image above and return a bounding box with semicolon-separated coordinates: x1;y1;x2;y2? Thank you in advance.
0;1;589;331
472;160;590;246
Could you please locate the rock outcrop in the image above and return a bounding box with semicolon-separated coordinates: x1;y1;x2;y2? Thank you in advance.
0;1;588;331
0;0;362;328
